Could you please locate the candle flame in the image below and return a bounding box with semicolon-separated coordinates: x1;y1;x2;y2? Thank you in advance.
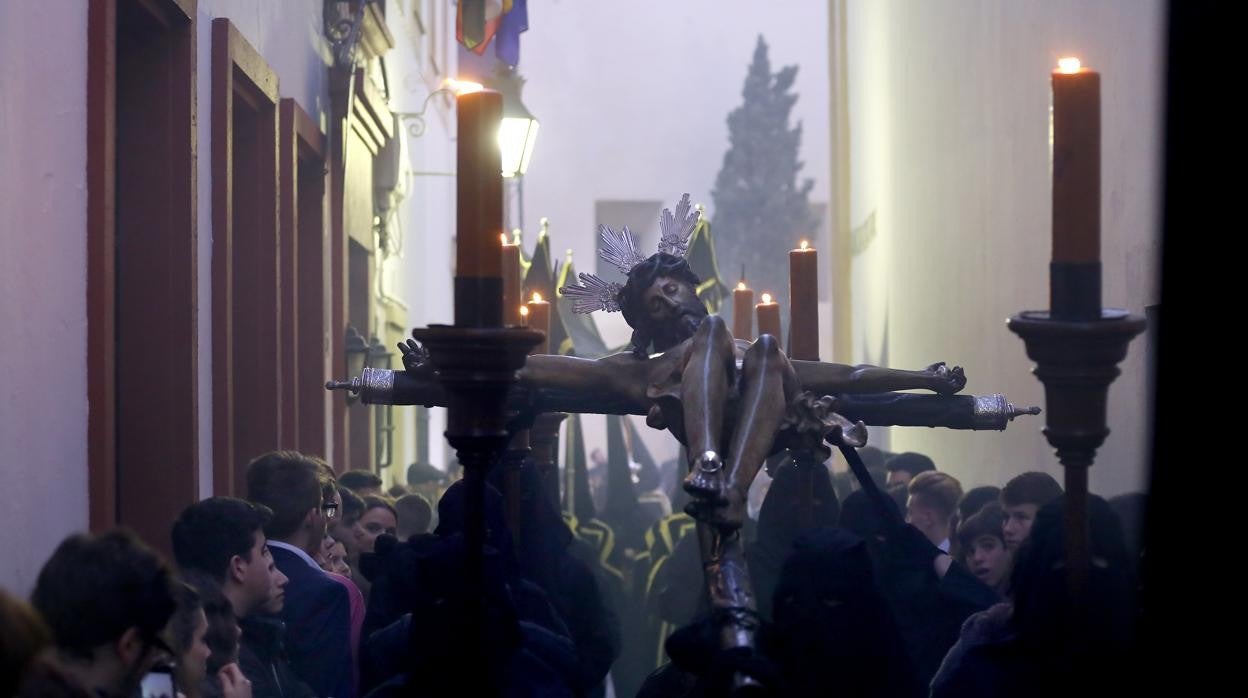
531;292;543;303
761;293;773;304
1057;57;1082;74
800;239;810;250
444;78;484;95
736;281;747;291
519;305;529;317
500;233;508;245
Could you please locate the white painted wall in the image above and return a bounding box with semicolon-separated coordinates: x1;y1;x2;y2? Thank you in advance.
843;0;1164;496
0;0;90;594
520;0;831;460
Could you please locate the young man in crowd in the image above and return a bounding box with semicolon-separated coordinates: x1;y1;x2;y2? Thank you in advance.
338;469;383;497
958;486;1002;523
395;492;433;540
905;470;964;552
1000;471;1063;551
956;504;1011;595
29;529;180;698
171;496;311;697
247;451;354;698
885;451;938;488
331;485;364;562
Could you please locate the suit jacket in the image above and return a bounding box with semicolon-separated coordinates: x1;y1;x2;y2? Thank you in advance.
270;544;354;698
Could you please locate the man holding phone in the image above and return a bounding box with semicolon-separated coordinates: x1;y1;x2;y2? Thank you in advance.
30;529;180;698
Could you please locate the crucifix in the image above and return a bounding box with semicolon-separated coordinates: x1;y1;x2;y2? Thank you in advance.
329;194;1038;689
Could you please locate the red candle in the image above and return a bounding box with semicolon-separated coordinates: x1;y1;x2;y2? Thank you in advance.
457;88;503;278
1051;58;1100;264
733;281;754;340
756;293;782;346
456;88;504;327
788;240;819;360
526;292;551;354
501;233;522;326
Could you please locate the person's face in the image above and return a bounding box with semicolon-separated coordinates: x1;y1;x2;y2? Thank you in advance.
329;541;351;577
315;534;334;570
967;534;1010;588
886;470;913;488
905;496;936;540
178;610;211;690
242;533;275;613
641;275;707;348
1003;503;1040;551
354;506;398;553
262;546;289;614
330;494;359;558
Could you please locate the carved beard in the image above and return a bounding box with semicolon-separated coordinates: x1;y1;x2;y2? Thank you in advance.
650;302;709;352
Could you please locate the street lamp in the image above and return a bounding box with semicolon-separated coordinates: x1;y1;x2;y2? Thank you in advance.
491;66;538;178
499;98;538;178
367;335;395;469
486;66;538;233
366;334;392;369
343;326;369;405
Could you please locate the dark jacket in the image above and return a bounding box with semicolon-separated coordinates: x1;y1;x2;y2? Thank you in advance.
270;545;354;698
746;461;841;622
874;523;998;690
238;615;317;698
839;485;997;689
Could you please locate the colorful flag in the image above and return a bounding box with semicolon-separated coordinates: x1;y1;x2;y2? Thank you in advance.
494;0;529;67
455;0;485;47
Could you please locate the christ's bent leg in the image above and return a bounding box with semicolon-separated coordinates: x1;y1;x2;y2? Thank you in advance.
681;315;737;503
713;334;798;528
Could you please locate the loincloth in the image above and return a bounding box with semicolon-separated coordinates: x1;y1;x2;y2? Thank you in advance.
642;339;864;455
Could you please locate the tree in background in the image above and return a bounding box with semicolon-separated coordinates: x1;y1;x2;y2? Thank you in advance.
712;35;819;334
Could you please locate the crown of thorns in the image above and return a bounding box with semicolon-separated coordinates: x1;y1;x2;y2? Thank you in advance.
559;194;700;314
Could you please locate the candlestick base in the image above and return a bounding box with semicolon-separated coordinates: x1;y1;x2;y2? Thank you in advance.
500;446;530;557
411;325;543;440
1007;307;1145;596
408;324;542;674
530;412;568;512
1008;309;1145;465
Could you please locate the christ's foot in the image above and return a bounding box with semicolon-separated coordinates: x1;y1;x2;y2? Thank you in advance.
683;451;729;503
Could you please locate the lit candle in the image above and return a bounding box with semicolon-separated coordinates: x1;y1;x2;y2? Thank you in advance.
501;232;522;326
526;292;551;354
756;293;782;346
512;304;533;453
733;279;754;340
788;239;819;360
1051;56;1101;320
455;87;504;326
